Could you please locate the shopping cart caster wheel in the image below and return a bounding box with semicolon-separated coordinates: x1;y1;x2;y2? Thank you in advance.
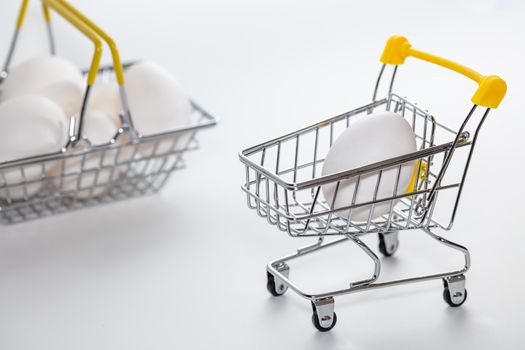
267;273;287;296
266;264;290;296
378;231;399;257
443;288;467;307
311;298;337;332
311;310;337;332
442;275;467;307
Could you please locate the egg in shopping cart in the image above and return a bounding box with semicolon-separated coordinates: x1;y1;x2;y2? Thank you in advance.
0;55;84;118
0;95;68;199
51;110;119;199
122;61;193;155
321;112;417;222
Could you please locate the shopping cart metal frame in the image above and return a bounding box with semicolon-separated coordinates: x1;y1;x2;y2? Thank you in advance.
0;0;217;224
239;35;506;331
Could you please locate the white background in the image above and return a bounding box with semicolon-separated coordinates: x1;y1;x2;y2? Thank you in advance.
1;0;524;349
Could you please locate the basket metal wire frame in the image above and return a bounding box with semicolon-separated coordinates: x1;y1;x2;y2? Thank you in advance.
239;63;492;330
0;1;217;224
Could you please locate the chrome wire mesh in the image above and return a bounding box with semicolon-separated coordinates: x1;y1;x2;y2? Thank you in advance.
240;94;473;237
0;66;216;224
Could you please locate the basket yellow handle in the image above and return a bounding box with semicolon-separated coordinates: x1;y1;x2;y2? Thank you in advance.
41;1;52;23
15;0;30;28
380;35;506;109
15;0;51;27
16;0;124;85
41;0;102;85
53;0;126;85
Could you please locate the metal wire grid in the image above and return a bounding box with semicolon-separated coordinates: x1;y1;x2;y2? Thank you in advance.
0;66;216;224
240;94;472;237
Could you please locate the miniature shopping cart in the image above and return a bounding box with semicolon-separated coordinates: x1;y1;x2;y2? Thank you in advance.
239;35;506;331
0;0;216;224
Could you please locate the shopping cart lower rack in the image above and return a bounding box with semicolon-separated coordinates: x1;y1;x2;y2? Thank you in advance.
0;0;217;224
239;35;506;331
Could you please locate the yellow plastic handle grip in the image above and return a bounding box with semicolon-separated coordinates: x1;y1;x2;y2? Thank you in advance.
380;35;507;109
54;0;126;85
42;0;102;85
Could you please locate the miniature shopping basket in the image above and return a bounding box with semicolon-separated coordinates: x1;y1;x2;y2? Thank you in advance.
0;0;216;224
239;35;506;331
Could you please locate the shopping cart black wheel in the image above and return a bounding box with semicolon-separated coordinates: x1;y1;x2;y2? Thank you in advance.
312;311;337;332
443;287;467;307
266;271;288;296
378;232;399;257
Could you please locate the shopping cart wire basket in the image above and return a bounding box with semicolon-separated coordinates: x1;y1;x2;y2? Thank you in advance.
239;35;506;331
0;0;217;224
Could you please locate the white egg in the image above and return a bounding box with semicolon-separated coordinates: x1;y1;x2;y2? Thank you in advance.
87;82;121;126
0;95;68;200
51;110;119;199
122;61;193;155
0;55;83;117
77;109;117;145
86;83;139;163
321;112;417;222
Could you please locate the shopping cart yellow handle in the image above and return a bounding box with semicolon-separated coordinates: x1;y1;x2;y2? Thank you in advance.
406;160;427;196
54;0;126;85
42;0;102;85
380;35;507;109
